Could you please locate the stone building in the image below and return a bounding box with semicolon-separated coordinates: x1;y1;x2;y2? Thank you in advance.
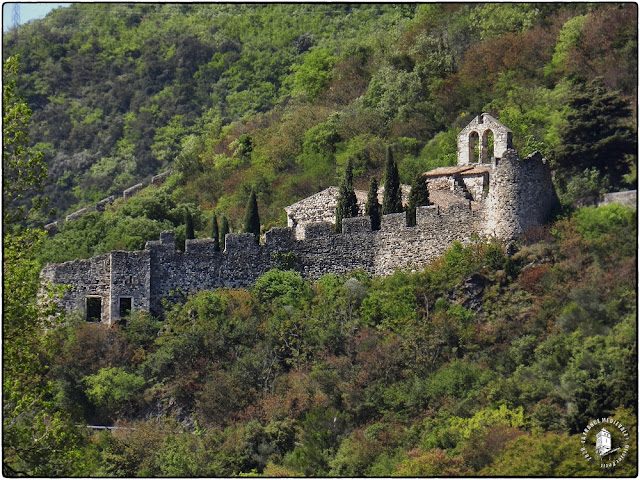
41;114;558;324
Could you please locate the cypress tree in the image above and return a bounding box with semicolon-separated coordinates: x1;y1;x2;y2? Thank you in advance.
335;157;359;233
243;189;261;241
365;177;381;230
211;212;220;252
185;208;195;240
407;173;430;227
382;145;403;214
220;216;230;250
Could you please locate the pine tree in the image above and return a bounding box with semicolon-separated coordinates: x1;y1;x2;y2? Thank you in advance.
553;78;636;187
211;212;220;252
382;145;403;214
220;216;230;250
335;158;359;233
185;208;195;240
365;177;381;231
243;189;260;241
407;173;430;227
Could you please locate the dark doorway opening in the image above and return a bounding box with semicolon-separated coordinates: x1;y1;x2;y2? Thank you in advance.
86;297;102;322
119;297;132;319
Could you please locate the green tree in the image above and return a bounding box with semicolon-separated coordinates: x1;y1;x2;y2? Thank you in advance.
382;145;403;215
211;212;220;252
3;56;85;476
407;173;430;227
553;78;636;187
334;158;359;233
185;208;195;240
3;55;49;231
243;189;260;240
292;48;338;100
365;177;381;231
220;216;230;250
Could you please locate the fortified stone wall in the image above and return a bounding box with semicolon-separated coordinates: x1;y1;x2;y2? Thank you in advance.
42;203;483;323
41;114;561;324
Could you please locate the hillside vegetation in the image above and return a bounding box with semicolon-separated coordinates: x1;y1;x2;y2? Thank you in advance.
2;3;637;477
3;3;637;249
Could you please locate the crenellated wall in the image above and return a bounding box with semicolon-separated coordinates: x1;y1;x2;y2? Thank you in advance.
42;201;487;323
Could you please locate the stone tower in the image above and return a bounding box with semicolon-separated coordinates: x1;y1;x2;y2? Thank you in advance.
457;113;513;165
480;149;557;240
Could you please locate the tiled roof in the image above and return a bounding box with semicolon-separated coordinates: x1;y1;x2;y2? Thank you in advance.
428;189;467;209
424;164;491;177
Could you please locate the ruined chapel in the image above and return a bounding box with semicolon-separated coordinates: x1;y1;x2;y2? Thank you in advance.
41;114;558;324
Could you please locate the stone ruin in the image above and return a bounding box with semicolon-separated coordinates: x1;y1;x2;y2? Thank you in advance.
41;114;559;324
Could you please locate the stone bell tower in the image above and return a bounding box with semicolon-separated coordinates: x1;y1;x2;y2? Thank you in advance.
457;113;513;165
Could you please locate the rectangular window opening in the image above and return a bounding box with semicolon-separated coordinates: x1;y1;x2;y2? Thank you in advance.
86;297;102;322
119;297;132;319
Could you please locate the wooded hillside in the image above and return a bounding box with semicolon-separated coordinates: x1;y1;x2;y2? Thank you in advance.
2;3;637;476
3;3;636;242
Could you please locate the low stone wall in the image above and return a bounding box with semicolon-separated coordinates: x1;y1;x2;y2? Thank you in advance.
598;190;637;209
123;183;144;200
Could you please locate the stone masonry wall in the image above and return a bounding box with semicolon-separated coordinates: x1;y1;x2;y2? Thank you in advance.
44;203;483;322
41;254;112;321
41;140;558;323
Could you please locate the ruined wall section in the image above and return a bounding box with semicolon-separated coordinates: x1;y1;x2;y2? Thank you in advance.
480;150;557;239
40;254;112;321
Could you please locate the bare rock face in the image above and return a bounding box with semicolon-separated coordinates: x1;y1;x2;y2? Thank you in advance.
447;273;488;314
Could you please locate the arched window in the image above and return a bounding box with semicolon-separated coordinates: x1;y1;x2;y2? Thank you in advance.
482;129;494;163
469;131;480;163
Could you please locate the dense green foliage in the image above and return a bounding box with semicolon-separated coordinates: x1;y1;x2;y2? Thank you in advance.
3;56;84;476
2;4;638;476
14;204;640;476
553;78;636;187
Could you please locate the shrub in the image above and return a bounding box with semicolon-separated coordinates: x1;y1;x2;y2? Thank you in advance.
253;269;311;307
83;367;146;418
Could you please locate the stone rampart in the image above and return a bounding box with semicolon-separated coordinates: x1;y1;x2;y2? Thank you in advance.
66;207;90;222
123;183;144;200
44;202;490;322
